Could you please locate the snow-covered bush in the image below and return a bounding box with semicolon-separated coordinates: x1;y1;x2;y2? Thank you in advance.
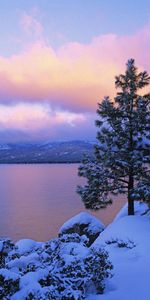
106;238;136;249
0;269;20;299
58;232;89;245
0;238;16;268
0;234;113;299
38;234;113;298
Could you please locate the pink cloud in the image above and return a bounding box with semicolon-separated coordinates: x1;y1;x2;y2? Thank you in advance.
0;21;149;114
0;103;86;131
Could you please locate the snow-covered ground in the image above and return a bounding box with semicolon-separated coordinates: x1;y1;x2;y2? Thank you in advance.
0;201;150;299
88;201;150;300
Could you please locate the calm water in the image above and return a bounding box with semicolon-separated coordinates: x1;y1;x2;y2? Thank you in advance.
0;164;126;242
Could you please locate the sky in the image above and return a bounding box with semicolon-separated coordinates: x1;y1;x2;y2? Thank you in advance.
0;0;150;142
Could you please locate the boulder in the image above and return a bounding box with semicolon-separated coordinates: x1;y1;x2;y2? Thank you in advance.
59;212;105;246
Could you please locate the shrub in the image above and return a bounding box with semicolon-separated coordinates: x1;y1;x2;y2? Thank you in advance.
0;238;16;268
38;235;113;299
0;234;113;299
0;269;20;299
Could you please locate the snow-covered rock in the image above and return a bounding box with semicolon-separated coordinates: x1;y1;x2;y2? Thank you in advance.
59;212;105;246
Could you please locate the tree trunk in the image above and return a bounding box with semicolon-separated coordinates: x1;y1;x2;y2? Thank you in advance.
128;194;134;215
128;107;134;215
128;172;134;215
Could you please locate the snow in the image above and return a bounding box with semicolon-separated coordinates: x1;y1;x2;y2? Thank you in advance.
19;269;49;288
1;202;150;299
114;200;148;221
0;233;97;299
7;252;41;272
59;211;105;235
0;241;3;252
59;240;89;263
87;201;150;300
11;282;44;300
0;144;10;150
16;239;43;255
0;268;19;281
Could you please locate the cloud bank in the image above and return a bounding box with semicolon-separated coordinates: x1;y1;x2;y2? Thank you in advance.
0;17;149;141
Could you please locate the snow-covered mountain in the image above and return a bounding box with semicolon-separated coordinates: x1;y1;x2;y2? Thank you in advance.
0;144;10;150
0;140;94;163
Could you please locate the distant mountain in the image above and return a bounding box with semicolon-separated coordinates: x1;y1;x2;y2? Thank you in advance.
0;141;95;163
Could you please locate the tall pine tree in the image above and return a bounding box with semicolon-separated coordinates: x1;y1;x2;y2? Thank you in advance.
77;59;150;215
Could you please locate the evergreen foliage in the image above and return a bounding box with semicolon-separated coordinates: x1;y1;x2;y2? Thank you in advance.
77;59;150;215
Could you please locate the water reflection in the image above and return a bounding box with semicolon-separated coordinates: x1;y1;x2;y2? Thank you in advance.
0;164;126;241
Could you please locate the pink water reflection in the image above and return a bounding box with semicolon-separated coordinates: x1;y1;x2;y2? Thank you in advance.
0;164;126;241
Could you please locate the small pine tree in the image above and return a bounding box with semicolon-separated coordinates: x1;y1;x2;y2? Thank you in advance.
77;59;150;215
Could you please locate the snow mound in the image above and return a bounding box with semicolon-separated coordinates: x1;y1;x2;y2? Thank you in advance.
15;239;43;255
88;203;150;300
114;201;148;222
0;268;19;281
59;212;105;246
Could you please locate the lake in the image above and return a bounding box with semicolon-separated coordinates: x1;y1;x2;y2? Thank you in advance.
0;164;126;241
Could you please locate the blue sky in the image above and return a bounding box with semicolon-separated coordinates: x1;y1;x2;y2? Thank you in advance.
0;0;149;55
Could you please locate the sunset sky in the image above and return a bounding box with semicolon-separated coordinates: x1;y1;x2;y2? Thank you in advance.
0;0;150;142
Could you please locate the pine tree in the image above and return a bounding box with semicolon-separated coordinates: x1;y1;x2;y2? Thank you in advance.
77;59;150;215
